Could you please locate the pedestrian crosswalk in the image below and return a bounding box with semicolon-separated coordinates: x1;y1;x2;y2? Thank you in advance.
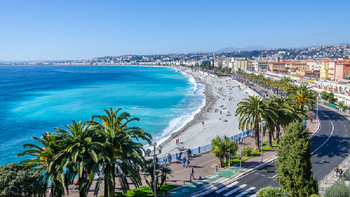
212;180;257;197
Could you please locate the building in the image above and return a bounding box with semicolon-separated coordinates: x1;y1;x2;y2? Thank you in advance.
258;61;268;72
233;58;247;71
199;59;212;66
268;62;285;72
320;61;329;80
334;62;350;82
247;60;255;71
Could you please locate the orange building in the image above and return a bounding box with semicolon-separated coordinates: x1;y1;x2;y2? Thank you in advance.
334;61;350;81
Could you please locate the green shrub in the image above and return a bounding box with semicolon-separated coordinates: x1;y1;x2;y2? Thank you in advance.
309;194;319;197
325;179;350;197
243;146;254;156
257;186;286;197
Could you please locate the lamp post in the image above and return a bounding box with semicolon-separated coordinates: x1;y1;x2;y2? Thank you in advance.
152;142;157;197
227;149;230;168
317;96;319;120
259;118;266;162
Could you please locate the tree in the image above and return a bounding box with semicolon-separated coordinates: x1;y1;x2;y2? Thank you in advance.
256;186;286;197
325;178;350;197
211;135;238;167
55;121;100;197
276;122;318;196
18;132;67;197
287;84;317;119
0;163;46;197
90;107;152;197
223;135;238;166
235;96;277;151
142;160;172;194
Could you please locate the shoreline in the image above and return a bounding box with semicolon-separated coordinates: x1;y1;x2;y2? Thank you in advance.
158;72;212;148
157;68;259;158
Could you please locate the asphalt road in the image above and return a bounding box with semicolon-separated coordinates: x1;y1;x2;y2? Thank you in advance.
204;106;350;197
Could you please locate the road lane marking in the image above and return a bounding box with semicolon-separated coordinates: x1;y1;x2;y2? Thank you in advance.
268;174;278;179
235;187;256;197
311;112;334;155
223;184;247;197
215;181;238;193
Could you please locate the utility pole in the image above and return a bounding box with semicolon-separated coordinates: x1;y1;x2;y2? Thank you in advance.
152;142;157;197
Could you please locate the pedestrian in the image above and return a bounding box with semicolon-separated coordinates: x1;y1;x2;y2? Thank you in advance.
191;167;195;179
340;168;344;176
335;166;339;176
186;157;190;168
168;153;172;163
48;190;52;197
183;157;186;167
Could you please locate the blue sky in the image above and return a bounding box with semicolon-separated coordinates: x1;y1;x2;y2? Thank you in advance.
1;0;349;61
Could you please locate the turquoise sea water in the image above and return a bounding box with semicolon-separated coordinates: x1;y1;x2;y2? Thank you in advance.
0;65;205;165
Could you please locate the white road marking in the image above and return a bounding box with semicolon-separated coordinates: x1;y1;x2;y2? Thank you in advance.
311;112;334;154
210;177;227;184
215;181;238;193
268;174;278;179
235;187;256;197
223;184;247;197
249;194;257;197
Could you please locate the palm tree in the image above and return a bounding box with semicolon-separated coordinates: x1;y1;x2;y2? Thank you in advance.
90;107;152;197
235;96;277;151
18;132;67;197
279;77;293;96
223;135;238;166
142;159;172;194
287;84;317;118
55;121;100;197
211;136;226;167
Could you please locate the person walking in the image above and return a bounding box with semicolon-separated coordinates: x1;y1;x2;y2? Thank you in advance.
191;167;195;180
168;153;172;163
335;166;339;176
186;157;190;168
183;157;186;167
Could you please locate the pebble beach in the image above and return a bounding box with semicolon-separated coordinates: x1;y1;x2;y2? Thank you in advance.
158;69;259;158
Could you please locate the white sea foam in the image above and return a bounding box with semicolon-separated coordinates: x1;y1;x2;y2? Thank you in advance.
181;72;197;92
153;80;206;147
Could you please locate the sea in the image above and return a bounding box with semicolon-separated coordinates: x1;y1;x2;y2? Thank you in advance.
0;65;205;165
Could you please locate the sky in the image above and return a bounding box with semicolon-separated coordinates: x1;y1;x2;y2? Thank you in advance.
1;0;350;61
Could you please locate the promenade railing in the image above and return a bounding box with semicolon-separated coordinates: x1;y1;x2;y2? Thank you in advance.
157;130;250;165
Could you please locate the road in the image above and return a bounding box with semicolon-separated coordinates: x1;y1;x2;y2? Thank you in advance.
204;106;350;197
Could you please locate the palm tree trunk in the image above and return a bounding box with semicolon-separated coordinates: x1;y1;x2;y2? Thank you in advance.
268;130;273;147
51;185;54;197
79;179;84;197
105;164;115;197
276;126;281;144
104;173;108;197
254;118;260;151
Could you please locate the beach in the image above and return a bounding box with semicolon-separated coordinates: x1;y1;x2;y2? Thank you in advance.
158;69;259;158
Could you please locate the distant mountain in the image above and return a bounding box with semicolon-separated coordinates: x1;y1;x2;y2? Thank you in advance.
215;45;269;52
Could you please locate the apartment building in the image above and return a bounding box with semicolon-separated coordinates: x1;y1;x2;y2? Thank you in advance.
233;58;247;71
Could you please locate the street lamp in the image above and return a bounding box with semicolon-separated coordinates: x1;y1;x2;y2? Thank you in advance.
259;118;266;162
317;96;319;120
152;142;157;197
227;149;230;168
